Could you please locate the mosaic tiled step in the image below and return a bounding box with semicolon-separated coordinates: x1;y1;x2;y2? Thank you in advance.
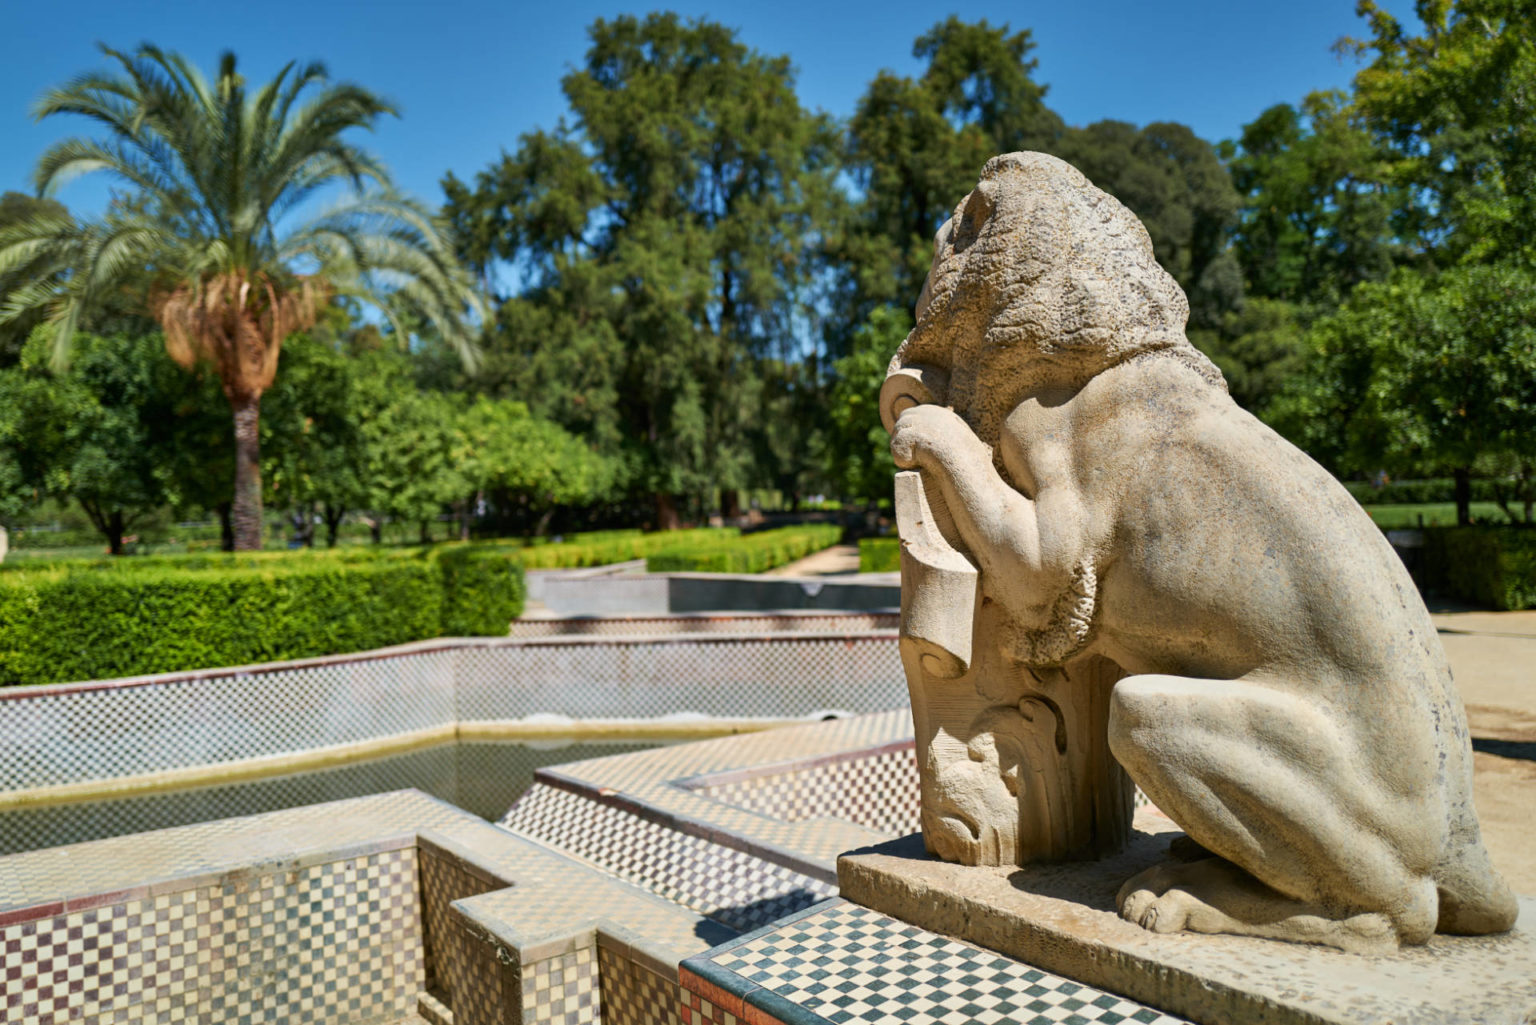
0;789;747;1025
680;899;1187;1025
508;711;915;874
498;714;935;940
675;739;920;837
502;782;835;933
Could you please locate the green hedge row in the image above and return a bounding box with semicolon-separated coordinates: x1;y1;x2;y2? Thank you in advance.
1344;478;1514;505
1416;527;1536;611
511;528;739;569
859;537;900;573
646;524;843;573
0;545;524;686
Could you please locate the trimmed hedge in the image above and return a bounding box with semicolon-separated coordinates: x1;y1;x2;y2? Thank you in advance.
438;545;526;635
512;528;739;570
0;545;525;686
858;537;900;573
646;524;843;573
1417;527;1536;611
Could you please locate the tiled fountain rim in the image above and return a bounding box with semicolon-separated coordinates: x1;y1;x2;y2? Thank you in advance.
0;627;900;700
513;712;918;885
0;788;471;916
0;830;418;926
671;737;916;792
0;783;750;1025
0;783;739;967
540;736;922;885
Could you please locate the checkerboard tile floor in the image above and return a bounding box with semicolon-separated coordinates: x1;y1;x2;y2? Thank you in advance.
704;901;1187;1025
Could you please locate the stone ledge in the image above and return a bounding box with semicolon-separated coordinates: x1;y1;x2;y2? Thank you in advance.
838;830;1536;1025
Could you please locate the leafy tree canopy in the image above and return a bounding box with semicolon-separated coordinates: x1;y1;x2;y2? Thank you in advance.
443;13;840;523
1271;260;1536;522
1346;0;1536;265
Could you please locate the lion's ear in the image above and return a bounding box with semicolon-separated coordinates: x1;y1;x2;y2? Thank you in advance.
950;182;996;254
917;218;956;322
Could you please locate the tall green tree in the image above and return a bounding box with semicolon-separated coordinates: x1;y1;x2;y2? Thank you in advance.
445;15;839;527
820;307;907;501
457;397;616;537
839;18;1061;323
839;19;1237;332
0;45;482;549
1346;0;1536;265
1224;93;1400;304
260;331;374;547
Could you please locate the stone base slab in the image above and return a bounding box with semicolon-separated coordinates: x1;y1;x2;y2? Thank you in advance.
838;828;1536;1025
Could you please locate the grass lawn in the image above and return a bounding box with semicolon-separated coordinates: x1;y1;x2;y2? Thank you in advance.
1359;502;1514;529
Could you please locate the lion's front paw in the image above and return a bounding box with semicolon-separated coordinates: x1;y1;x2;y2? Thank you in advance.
890;403;980;471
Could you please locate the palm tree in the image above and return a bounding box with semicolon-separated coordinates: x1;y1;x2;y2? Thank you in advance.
0;45;482;550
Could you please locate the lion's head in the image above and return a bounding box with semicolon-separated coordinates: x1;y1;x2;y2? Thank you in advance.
889;151;1225;446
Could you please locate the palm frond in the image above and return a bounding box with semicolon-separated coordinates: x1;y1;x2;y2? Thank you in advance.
19;42;483;377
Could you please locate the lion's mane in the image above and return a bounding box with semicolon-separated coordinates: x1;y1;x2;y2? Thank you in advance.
890;151;1225;447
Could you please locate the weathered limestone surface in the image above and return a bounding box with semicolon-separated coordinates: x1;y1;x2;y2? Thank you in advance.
840;830;1536;1025
883;151;1520;952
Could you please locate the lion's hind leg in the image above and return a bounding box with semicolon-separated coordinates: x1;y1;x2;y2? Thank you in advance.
1108;673;1442;951
1116;856;1403;953
1435;823;1519;934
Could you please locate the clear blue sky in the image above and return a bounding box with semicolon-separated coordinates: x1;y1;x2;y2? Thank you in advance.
2;0;1408;217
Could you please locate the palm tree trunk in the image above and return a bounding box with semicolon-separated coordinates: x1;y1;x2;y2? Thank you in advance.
231;395;264;551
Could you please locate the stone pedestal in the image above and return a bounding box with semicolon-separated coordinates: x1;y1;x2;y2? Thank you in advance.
839;824;1536;1025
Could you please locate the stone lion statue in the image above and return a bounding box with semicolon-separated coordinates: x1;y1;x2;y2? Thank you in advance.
884;151;1517;952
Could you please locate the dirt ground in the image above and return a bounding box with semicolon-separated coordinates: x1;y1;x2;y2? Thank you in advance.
1433;608;1536;896
766;543;864;576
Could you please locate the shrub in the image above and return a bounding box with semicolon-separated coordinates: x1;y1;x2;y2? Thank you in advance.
646;524;843;573
513;528;739;569
437;545;526;635
0;545;526;686
859;537;900;573
1417;527;1536;611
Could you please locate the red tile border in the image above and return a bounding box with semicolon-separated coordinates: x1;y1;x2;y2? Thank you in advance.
62;889;143;913
0;901;62;928
678;964;748;1019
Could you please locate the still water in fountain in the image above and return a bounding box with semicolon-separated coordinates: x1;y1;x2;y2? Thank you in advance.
0;738;669;855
